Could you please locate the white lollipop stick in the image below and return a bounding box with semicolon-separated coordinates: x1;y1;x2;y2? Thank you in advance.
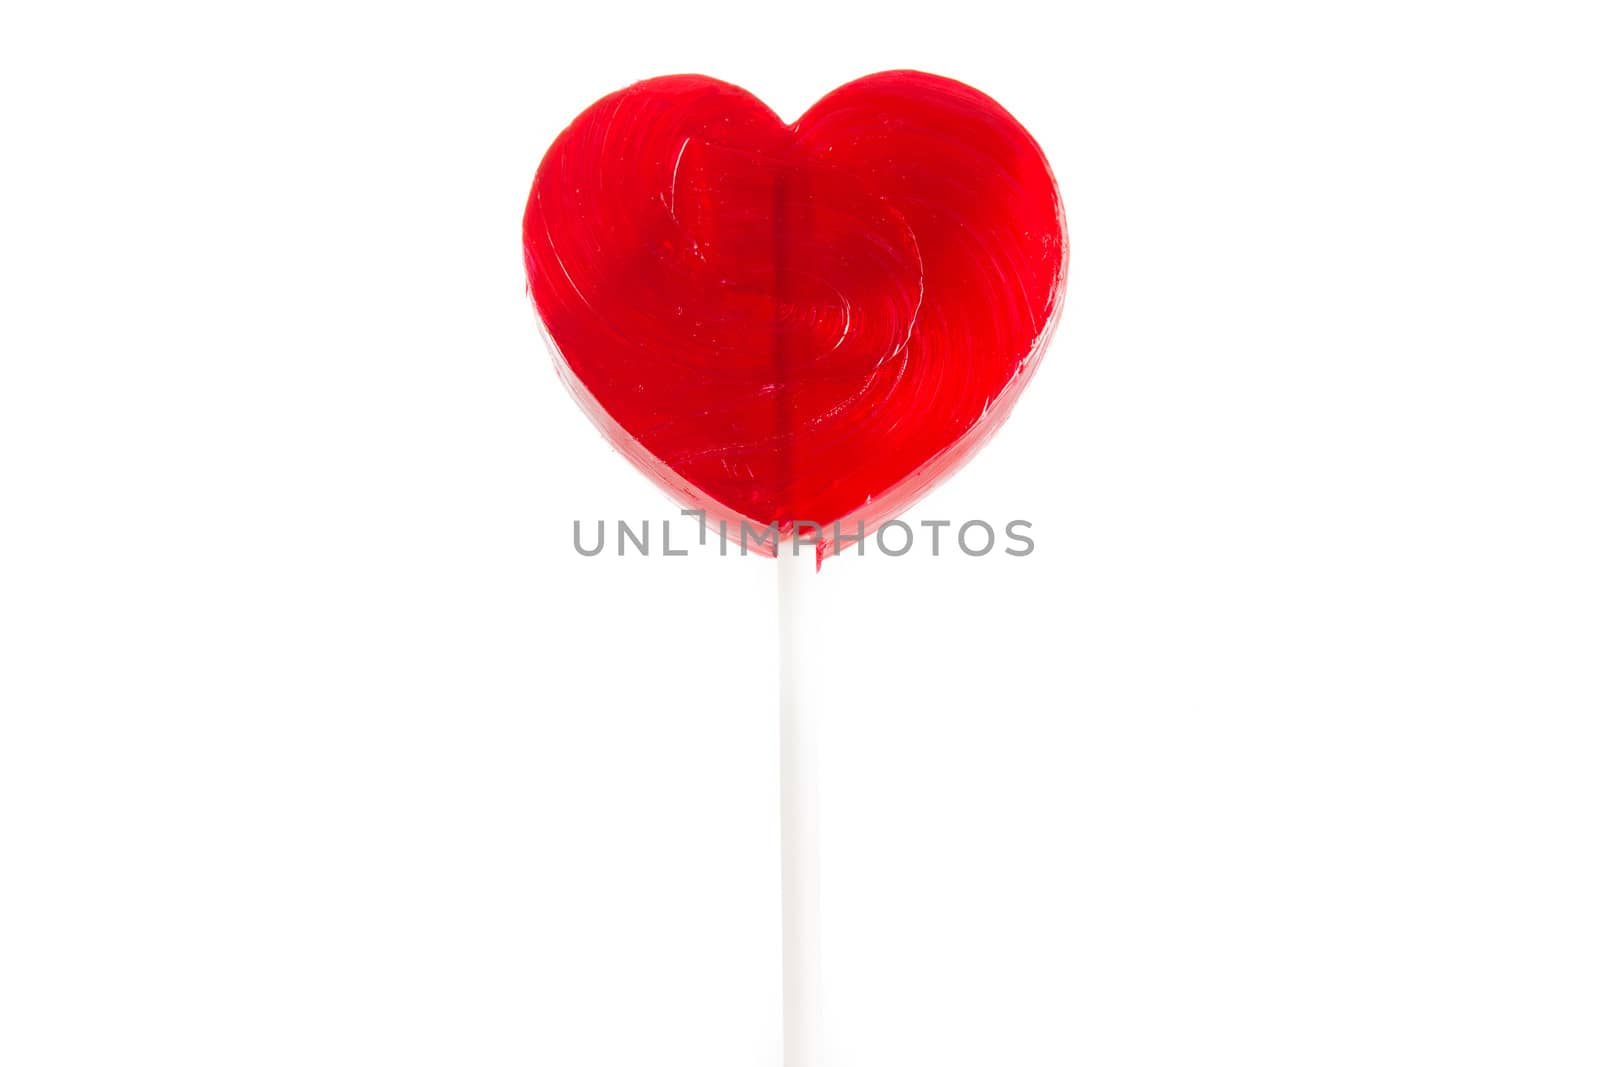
778;538;821;1067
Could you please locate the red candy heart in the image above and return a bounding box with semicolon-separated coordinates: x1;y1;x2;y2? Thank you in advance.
524;71;1066;555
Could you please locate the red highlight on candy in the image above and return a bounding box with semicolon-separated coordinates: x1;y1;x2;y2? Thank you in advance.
524;71;1066;559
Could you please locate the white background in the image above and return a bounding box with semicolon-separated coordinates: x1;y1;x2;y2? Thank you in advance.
2;1;1597;1064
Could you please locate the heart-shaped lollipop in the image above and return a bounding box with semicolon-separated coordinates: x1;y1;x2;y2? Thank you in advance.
524;71;1066;555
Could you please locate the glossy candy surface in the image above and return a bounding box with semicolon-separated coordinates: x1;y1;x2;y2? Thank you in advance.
524;71;1066;555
